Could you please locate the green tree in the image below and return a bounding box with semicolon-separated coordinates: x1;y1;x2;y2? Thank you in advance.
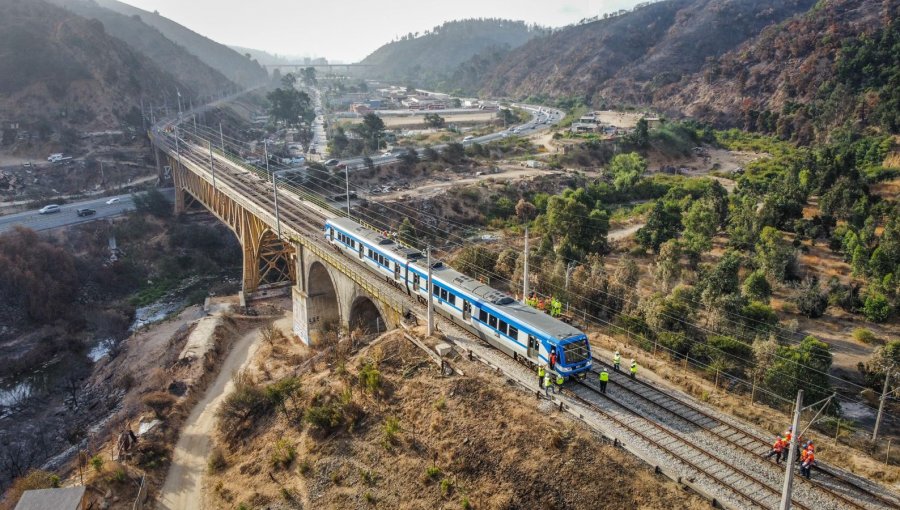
609;152;646;192
755;226;796;282
699;250;742;311
545;191;609;258
630;118;649;147
863;292;891;322
764;336;834;404
266;87;313;127
654;239;682;293
795;278;828;318
453;246;498;282
281;72;297;88
398;218;416;246
355;113;386;153
300;67;317;86
133;188;171;218
636;200;681;253
742;269;772;303
423;113;445;128
442;142;465;164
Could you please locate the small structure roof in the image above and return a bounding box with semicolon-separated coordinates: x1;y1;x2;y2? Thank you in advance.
14;486;85;510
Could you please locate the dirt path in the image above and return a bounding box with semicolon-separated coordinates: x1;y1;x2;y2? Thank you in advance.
371;167;556;201
609;222;645;241
156;327;262;510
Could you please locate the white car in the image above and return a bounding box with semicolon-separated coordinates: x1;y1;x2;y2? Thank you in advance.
39;204;61;214
105;197;120;205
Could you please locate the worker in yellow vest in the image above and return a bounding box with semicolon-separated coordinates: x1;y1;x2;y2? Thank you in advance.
537;365;546;389
598;368;609;393
630;359;638;380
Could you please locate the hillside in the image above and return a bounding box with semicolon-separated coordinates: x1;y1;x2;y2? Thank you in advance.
47;0;234;98
473;0;817;105
0;0;186;131
90;0;268;87
360;19;545;87
654;0;899;140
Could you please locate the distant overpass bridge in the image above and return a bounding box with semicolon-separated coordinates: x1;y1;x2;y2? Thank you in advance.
148;122;409;344
261;63;375;73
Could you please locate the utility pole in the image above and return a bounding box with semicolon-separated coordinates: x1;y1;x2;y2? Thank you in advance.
176;88;182;118
344;164;351;217
779;390;803;510
264;141;271;178
427;246;434;336
140;96;146;132
873;369;892;441
208;141;216;189
219;122;226;152
174;125;182;169
522;226;529;304
564;261;576;312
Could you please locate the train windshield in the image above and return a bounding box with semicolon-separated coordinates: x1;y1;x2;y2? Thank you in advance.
561;337;590;365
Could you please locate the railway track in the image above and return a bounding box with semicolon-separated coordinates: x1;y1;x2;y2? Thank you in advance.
156;132;900;510
586;359;900;509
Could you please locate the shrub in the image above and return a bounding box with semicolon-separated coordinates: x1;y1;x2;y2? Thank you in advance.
852;328;880;344
461;497;472;509
433;396;447;411
142;391;177;419
364;492;376;504
217;373;273;440
795;278;828;318
383;417;400;447
440;478;454;497
270;439;296;469
305;401;345;433
358;361;382;395
424;466;442;481
207;447;227;473
90;454;104;472
863;293;891;323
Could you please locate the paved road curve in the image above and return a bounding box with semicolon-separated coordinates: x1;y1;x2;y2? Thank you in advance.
0;188;174;234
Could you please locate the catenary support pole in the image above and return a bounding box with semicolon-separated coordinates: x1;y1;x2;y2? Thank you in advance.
208;141;216;189
272;171;281;237
779;390;803;510
522;226;529;304
219;122;226;152
873;369;891;441
344;164;351;217
427;246;434;336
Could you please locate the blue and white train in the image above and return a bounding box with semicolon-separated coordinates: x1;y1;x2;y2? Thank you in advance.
324;217;592;378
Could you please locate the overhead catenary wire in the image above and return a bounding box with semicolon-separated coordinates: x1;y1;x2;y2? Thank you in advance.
173;119;895;420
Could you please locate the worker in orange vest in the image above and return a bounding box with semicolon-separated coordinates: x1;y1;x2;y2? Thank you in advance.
764;436;786;464
800;448;815;479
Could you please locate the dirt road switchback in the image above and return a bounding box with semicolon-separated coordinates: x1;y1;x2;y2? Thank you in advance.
156;327;262;510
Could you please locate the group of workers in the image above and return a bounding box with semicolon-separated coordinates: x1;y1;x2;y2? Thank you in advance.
537;349;639;397
524;292;563;318
765;427;817;479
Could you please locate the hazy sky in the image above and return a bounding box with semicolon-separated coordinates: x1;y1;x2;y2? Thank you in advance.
119;0;643;62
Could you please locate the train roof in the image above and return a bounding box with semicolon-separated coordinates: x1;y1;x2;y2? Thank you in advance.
327;217;584;343
417;253;584;343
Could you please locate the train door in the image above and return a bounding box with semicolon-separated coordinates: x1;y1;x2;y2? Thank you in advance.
463;301;471;320
413;273;420;292
527;335;539;360
329;227;334;240
393;262;401;280
358;245;364;259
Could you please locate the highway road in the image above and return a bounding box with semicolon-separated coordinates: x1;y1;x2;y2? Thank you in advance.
0;188;174;234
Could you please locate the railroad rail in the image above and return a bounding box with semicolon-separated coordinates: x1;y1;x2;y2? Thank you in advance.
586;358;899;510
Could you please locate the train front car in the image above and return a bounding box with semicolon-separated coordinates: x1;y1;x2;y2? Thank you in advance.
553;334;592;378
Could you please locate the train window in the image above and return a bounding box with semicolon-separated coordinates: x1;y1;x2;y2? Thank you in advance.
433;284;439;296
498;320;508;335
488;314;497;329
479;309;488;322
562;339;590;364
329;227;334;237
413;274;420;288
440;289;448;301
448;294;456;306
508;325;519;339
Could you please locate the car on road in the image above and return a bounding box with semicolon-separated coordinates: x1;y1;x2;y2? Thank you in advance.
105;197;121;205
463;135;474;142
39;204;61;214
76;208;96;217
324;159;340;167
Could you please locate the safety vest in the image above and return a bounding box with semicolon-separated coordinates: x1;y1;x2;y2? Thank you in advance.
630;363;638;374
599;371;609;382
784;432;792;443
773;439;785;452
543;374;552;388
614;354;621;364
803;451;815;465
556;375;564;385
538;366;546;378
800;449;808;462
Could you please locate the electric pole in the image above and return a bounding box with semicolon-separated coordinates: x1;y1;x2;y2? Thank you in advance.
873;369;892;441
344;164;351;217
522;226;529;304
272;171;281;238
779;390;803;510
219;122;226;152
427;246;434;336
